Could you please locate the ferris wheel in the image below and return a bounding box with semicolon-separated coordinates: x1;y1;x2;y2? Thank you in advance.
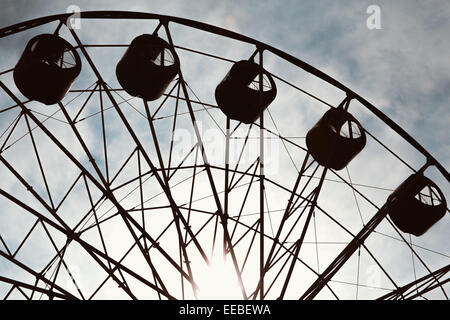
0;11;448;300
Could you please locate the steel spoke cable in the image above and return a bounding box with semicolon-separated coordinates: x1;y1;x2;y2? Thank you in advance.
1;81;97;151
267;109;299;172
346;166;366;226
1;81;191;298
409;234;420;297
184;80;226;136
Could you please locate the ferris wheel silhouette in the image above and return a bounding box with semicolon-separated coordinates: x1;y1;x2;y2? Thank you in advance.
0;11;448;300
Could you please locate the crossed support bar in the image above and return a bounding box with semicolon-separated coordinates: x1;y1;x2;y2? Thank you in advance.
300;202;391;300
300;199;449;300
0;74;197;299
66;25;210;298
377;264;450;300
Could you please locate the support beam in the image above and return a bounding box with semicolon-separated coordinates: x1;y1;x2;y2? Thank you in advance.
0;275;72;300
377;264;450;300
258;49;265;301
300;203;391;300
163;21;248;300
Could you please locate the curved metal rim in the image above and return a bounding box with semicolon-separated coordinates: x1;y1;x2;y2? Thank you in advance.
0;10;448;182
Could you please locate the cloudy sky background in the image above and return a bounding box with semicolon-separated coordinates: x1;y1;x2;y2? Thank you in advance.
0;0;448;300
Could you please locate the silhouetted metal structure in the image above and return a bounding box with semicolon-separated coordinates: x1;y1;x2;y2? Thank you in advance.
13;34;81;105
215;60;276;124
388;173;447;236
0;11;447;301
306;103;366;170
116;34;179;101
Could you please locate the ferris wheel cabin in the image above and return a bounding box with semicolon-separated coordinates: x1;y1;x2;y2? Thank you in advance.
215;60;277;124
306;107;367;170
116;34;180;101
387;173;447;236
13;34;81;105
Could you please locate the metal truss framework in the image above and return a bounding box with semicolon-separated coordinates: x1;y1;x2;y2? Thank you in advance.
0;11;448;300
